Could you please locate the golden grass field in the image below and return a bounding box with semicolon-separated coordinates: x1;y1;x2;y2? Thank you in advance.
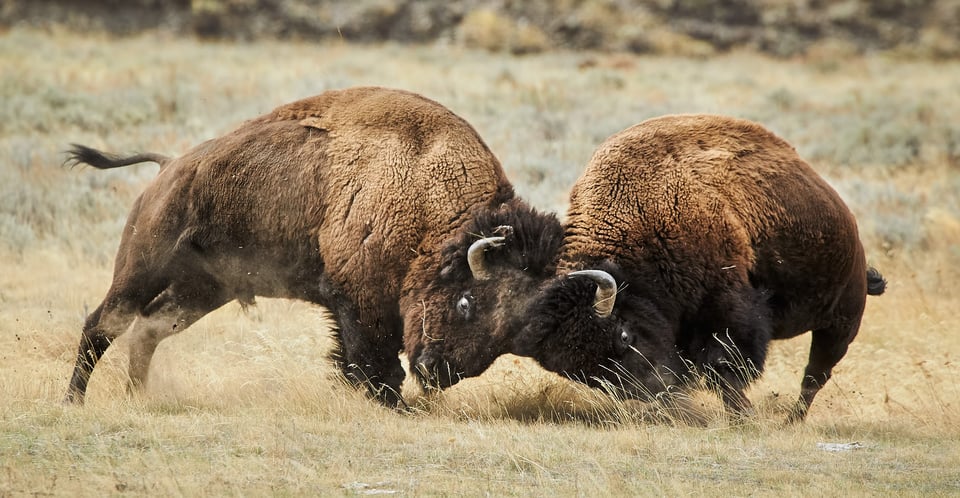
2;27;959;495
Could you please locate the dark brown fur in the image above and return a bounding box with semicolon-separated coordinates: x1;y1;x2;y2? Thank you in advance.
517;114;886;421
63;86;518;407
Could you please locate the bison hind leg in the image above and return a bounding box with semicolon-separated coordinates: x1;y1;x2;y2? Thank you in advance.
787;280;867;423
125;280;231;395
64;299;141;404
787;322;861;423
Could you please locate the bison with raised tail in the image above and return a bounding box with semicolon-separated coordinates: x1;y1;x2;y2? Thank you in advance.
63;86;548;407
408;114;885;422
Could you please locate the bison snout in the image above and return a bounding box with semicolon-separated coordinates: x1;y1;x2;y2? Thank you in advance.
413;353;463;391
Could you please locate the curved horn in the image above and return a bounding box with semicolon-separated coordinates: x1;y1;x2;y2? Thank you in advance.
467;236;506;281
567;269;617;318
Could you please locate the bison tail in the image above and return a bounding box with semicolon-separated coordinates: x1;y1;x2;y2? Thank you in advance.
866;267;887;296
64;144;171;171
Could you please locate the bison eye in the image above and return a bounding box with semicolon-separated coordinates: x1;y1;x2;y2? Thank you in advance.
620;329;631;345
456;293;473;319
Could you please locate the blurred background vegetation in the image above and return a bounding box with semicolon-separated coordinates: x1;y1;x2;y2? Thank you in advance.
4;0;959;58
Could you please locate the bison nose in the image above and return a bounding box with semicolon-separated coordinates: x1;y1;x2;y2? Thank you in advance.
413;354;441;390
413;353;461;391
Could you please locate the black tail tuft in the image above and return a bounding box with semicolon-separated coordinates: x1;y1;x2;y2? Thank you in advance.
63;144;170;170
866;267;887;296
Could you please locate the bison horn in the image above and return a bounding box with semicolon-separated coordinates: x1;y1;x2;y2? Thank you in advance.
567;270;617;318
467;236;506;281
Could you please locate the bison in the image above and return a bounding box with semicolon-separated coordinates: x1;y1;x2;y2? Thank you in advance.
407;114;885;422
62;86;546;408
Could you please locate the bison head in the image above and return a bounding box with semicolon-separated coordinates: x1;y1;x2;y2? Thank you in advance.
512;262;682;400
402;199;563;390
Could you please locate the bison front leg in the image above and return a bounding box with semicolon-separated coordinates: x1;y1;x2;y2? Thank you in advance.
697;288;773;419
343;347;406;409
328;310;406;408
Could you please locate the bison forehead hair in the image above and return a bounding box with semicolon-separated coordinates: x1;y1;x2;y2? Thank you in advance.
438;198;564;283
514;261;679;397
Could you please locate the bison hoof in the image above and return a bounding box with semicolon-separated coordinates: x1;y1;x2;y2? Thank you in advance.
62;391;84;405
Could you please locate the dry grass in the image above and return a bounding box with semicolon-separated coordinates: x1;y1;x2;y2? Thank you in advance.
2;27;959;495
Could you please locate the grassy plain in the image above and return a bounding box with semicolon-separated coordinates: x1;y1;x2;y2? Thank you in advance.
1;27;959;496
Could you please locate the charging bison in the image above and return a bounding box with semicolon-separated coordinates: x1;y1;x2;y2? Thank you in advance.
407;114;885;421
63;86;544;408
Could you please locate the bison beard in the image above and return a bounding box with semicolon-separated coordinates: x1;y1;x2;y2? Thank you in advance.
61;86;525;408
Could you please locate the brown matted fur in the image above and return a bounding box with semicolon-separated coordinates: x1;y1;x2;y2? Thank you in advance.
519;114;886;421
